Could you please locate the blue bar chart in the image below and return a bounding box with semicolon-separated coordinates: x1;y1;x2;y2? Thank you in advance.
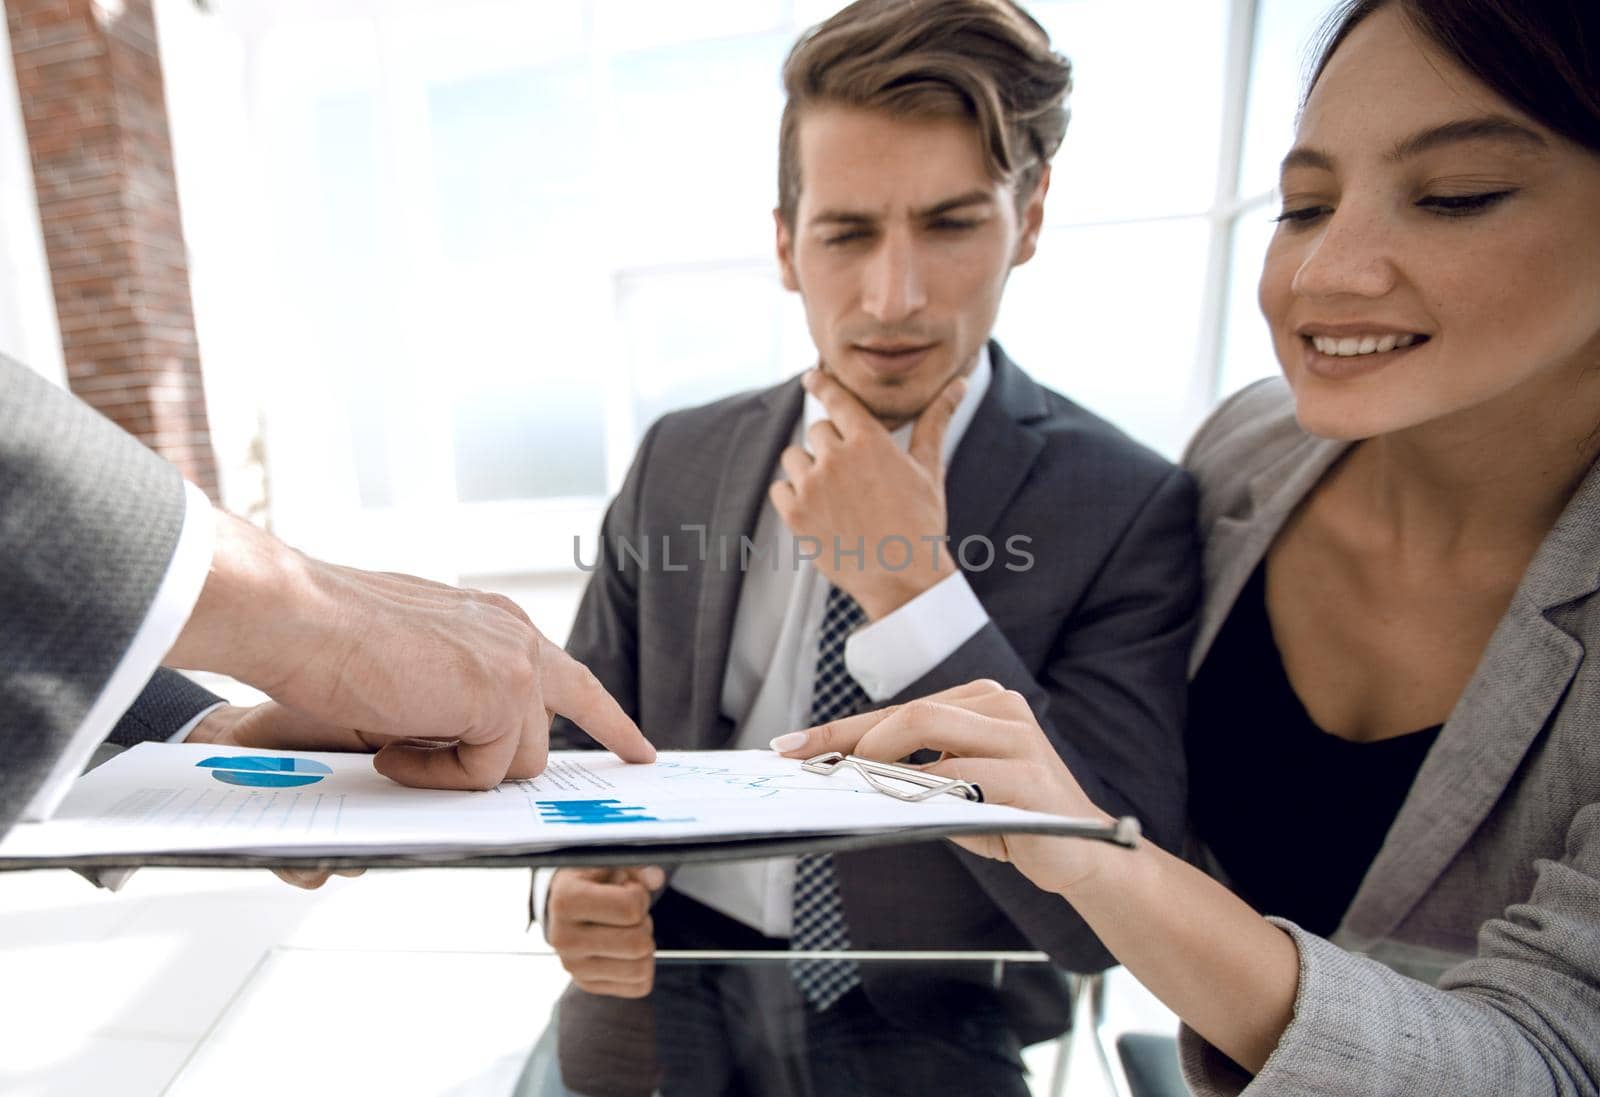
535;799;693;825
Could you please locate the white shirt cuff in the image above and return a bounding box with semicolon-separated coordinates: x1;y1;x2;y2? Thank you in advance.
169;700;229;743
530;868;557;940
844;571;988;702
21;482;217;821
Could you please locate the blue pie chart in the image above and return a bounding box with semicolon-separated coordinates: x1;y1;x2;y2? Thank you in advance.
196;755;333;788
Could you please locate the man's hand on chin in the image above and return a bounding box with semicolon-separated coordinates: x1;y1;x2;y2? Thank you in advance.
769;367;965;620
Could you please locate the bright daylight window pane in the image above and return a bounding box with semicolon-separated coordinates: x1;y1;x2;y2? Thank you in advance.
1219;205;1284;398
619;269;794;439
1221;0;1339;406
1237;0;1339;199
429;65;608;501
593;0;783;53
449;370;607;503
1029;0;1229;222
431;63;593;265
309;90;396;510
205;0;1245;526
994;217;1212;459
791;0;849;27
607;34;791;268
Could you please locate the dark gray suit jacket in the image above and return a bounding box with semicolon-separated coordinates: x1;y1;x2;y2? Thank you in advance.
1178;380;1600;1097
553;343;1199;1047
105;668;223;748
0;355;189;839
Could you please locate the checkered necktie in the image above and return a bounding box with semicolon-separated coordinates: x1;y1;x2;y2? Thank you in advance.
790;585;871;1011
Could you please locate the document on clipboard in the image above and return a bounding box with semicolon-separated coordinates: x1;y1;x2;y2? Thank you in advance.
0;742;1138;871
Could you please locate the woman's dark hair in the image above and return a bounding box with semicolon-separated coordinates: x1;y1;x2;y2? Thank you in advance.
1307;1;1600;156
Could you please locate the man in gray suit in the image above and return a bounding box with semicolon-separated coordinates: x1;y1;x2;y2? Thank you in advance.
537;2;1198;1093
0;354;653;843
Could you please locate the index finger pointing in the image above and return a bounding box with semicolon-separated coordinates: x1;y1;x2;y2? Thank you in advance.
540;644;656;763
908;374;966;473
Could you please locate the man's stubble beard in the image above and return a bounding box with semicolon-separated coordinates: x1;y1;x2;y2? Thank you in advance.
822;355;976;430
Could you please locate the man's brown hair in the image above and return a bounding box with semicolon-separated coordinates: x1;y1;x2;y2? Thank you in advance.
777;0;1073;226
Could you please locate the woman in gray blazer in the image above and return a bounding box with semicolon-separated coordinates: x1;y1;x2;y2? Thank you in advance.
775;0;1600;1093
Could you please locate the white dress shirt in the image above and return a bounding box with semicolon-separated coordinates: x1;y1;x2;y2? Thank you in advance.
22;480;216;821
534;352;995;935
667;349;994;936
534;351;996;936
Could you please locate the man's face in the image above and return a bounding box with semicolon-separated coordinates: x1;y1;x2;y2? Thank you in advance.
776;106;1047;427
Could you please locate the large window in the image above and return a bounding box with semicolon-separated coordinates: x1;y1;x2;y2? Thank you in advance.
158;0;1339;586
0;9;64;383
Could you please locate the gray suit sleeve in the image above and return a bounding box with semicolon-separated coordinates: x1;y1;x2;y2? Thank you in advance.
0;356;186;836
107;669;225;748
1178;803;1600;1096
884;466;1199;970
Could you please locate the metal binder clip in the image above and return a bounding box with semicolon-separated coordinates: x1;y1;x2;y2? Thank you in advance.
800;751;1144;849
801;751;983;803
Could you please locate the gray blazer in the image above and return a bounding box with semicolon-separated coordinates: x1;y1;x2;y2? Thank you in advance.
0;355;187;839
1178;380;1600;1096
553;342;1200;1049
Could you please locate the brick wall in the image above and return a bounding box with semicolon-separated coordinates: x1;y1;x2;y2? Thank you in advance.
6;0;218;497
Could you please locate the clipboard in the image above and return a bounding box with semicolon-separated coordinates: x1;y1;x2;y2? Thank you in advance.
0;745;1145;872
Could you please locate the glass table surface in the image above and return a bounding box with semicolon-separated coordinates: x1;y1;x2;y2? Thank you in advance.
162;946;1104;1097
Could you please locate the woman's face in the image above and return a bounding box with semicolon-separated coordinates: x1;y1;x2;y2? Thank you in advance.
1258;5;1600;441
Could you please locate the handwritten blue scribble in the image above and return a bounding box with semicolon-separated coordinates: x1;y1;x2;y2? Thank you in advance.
648;761;871;799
